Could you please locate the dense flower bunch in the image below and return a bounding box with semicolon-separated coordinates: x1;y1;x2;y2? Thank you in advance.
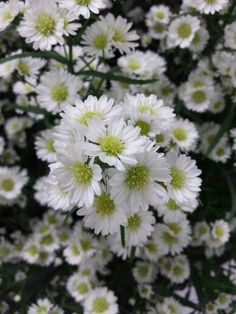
1;0;236;314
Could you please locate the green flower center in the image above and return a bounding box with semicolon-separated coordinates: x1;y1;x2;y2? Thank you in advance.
76;0;91;5
170;168;186;189
192;90;207;104
206;303;216;312
0;246;10;257
39;251;49;260
161;86;171;96
51;84;68;102
173;127;187;141
100;135;124;156
47;139;56;153
3;11;12;21
166;199;179;210
38;225;49;233
35;14;56;36
76;282;89;294
94;193;115;216
177;23;192;39
92;297;109;313
48;215;57;224
79;111;103;126
94;34;108;50
154;23;165;33
198;225;208;235
80;240;91;251
169;223;182;234
192;31;201;45
138;104;155;114
138;266;149;277
59;232;69;242
146;242;157;253
37;306;47;313
127;214;141;231
128;59;141;70
173;265;184;277
135;120;151;136
204;0;216;3
113;29;125;42
214;226;224;237
215;147;225;156
155;11;165;19
1;178;14;191
81;269;91;276
40;234;54;245
72;162;93;185
125;165;150;190
162;231;178;245
155;133;165;143
218;294;227;304
18;62;30;75
27;245;38;256
71;243;81;256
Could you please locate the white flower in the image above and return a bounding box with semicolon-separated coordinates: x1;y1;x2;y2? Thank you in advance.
0;56;18;78
170;118;199;151
28;298;53;314
59;9;81;36
110;150;170;212
78;184;127;236
224;22;236;49
0;0;23;32
67;272;91;302
0;166;28;201
84;287;118;314
61;95;122;128
83;117;146;170
167;15;200;48
156;297;184;314
195;0;228;14
50;150;102;208
99;13;139;54
189;26;209;53
123;93;175;133
18;0;64;51
208;220;230;248
35;129;57;163
125;209;156;246
216;294;232;310
82;19;114;57
155;216;191;255
36;228;59;253
57;0;106;19
146;5;171;25
133;261;156;284
63;240;83;265
22;238;40;264
16;56;46;78
143;237;168;261
37;69;81;113
166;151;202;204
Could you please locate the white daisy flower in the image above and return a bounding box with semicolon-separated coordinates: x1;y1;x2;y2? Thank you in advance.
61;95;122;128
216;294;232;310
0;166;28;201
37;69;81;113
99;13;139;54
83;117;146;170
18;0;64;51
57;0;106;19
195;0;228;14
209;220;230;248
138;284;153;300
155;216;191;255
146;5;171;26
16;56;46;78
28;298;53;314
50;149;102;208
181;85;213;113
0;0;23;32
78;183;127;236
123;93;175;133
59;9;81;37
143;237;168;261
36;228;59;253
110;150;170;212
35;129;57;163
0;238;14;263
63;240;83;265
22;238;40;264
82;19;114;57
67;272;92;302
167;15;200;48
224;22;236;49
84;287;118;314
189;26;209;53
0;54;18;78
125;209;155;247
170;118;199;151
133;261;156;284
166;151;202;204
118;51;150;77
206;302;218;314
193;221;210;242
156;297;184;314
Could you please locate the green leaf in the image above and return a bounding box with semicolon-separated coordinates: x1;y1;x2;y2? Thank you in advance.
206;102;236;156
17;105;49;116
120;226;126;248
0;51;69;65
129;246;136;261
219;167;236;219
78;70;157;85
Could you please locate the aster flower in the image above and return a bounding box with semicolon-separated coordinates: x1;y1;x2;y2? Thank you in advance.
18;0;64;51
